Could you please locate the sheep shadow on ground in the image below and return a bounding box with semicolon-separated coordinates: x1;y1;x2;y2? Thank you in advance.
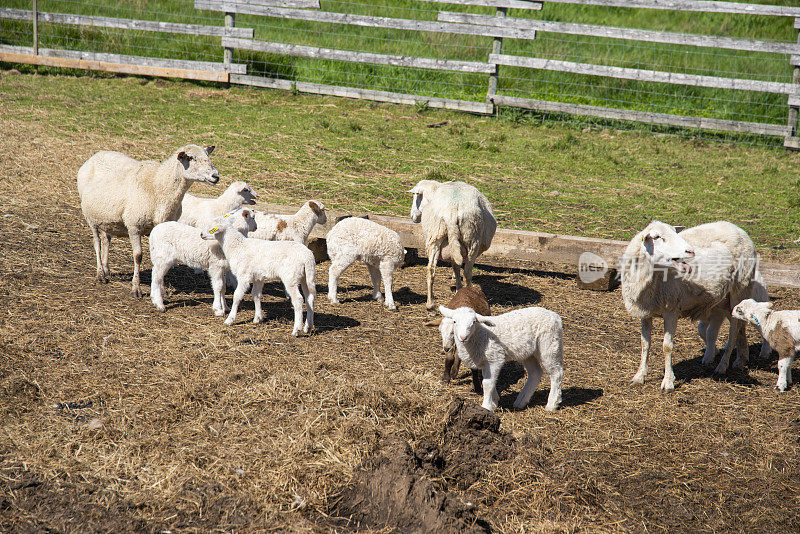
471;274;542;307
317;284;427;306
671;349;762;388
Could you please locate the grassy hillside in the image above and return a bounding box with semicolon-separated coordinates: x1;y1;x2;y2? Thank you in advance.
1;0;797;135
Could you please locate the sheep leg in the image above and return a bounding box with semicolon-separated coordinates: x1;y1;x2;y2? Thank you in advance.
481;361;502;412
300;276;315;334
758;338;772;361
451;262;463;290
463;258;475;287
366;264;383;303
285;281;305;337
426;246;442;310
514;358;543;410
88;224;106;283
379;263;396;310
251;280;264;323
731;317;750;370
100;230;111;279
700;314;724;367
776;352;794;391
224;280;250;326
661;313;678;392
149;259;174;312
715;317;741;375
631;317;652;385
471;369;483;394
327;258;350;304
128;231;143;298
208;267;227;316
442;349;458;383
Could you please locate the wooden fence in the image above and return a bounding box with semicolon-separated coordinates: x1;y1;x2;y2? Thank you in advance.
2;0;800;144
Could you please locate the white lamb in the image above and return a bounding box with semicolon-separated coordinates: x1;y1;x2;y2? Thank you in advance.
326;217;406;310
409;180;496;309
77;145;219;297
732;299;799;392
200;217;316;336
438;305;564;413
621;220;757;392
250;200;327;244
149;208;257;316
178;181;258;228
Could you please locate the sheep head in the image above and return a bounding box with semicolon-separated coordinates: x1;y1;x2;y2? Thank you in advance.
408;180;440;223
222;208;258;236
175;144;220;185
232;181;258;205
308;201;327;224
637;220;695;275
439;306;494;343
732;298;773;326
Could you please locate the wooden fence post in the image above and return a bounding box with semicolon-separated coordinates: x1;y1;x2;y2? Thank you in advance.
785;18;800;150
32;0;38;56
486;6;507;113
223;12;235;69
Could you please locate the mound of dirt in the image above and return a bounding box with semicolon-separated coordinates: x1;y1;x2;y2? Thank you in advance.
329;399;515;533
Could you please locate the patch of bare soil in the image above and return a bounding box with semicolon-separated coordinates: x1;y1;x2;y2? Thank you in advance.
329;399;514;532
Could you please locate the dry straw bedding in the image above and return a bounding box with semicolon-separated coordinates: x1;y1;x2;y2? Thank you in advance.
1;117;799;533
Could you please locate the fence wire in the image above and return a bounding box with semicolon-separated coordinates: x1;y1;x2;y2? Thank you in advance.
1;0;797;145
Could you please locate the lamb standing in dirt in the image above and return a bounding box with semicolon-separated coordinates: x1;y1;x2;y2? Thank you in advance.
326;217;405;310
250;200;327;244
732;299;799;391
150;208;257;316
77;144;220;297
178;181;257;228
439;305;563;412
621;220;756;391
409;180;496;310
425;286;490;393
201;216;316;336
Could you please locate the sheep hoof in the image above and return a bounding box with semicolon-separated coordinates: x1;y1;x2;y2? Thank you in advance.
659;379;674;392
731;358;746;371
630;374;645;385
512;400;527;410
425;301;436;311
328;298;340;305
131;288;142;298
214;309;225;317
545;404;559;412
386;304;397;311
96;273;108;283
775;383;787;392
253;316;262;324
224;318;234;326
291;329;301;337
441;373;451;384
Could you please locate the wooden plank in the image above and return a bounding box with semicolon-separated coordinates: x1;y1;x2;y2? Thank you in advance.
491;53;795;94
789;94;800;107
222;37;495;73
491;94;790;136
420;0;542;10
0;45;247;73
195;1;535;39
439;11;800;54
784;136;800;149
0;51;230;82
230;74;493;113
538;0;800;17
197;0;320;9
256;202;800;288
0;7;254;38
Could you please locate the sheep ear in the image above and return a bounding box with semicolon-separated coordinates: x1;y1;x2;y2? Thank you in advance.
438;305;453;318
205;145;215;155
177;151;190;165
309;201;323;216
242;209;250;218
476;314;494;326
424;318;442;327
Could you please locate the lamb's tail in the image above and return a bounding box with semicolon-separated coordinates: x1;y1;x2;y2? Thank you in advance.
303;255;317;299
445;218;465;267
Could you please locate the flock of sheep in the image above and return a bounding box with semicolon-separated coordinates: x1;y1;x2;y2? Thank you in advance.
76;144;798;412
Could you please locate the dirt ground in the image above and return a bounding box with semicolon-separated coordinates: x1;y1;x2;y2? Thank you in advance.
2;114;800;533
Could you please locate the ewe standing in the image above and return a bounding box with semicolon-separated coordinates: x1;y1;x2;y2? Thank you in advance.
408;180;496;309
621;220;756;391
77;145;219;297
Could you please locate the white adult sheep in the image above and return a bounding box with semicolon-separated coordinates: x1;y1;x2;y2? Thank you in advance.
250;200;327;244
326;217;405;310
732;299;798;392
150;208;257;316
200;216;316;336
438;305;564;413
409;180;496;310
621;220;756;392
77;145;219;297
178;181;258;228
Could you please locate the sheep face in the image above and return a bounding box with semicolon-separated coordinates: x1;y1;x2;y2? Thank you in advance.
638;221;696;274
439;306;494;343
410;192;424;223
732;298;772;323
224;208;258;236
176;144;220;185
408;180;439;223
308;201;327;224
235;182;258;205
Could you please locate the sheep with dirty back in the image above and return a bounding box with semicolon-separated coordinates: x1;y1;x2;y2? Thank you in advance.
732;299;799;392
326;217;405;310
178;181;258;228
409;180;496;310
150;208;257;316
200;216;316;336
77;145;219;297
250;201;327;244
621;220;756;392
439;305;564;413
426;286;490;393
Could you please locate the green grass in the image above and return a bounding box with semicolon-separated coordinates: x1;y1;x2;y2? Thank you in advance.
1;0;797;134
3;71;799;262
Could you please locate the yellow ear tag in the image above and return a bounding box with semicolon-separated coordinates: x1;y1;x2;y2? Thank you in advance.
209;227;218;234
223;213;231;218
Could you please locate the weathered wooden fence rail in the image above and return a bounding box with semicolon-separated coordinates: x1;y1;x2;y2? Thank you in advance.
2;0;799;144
